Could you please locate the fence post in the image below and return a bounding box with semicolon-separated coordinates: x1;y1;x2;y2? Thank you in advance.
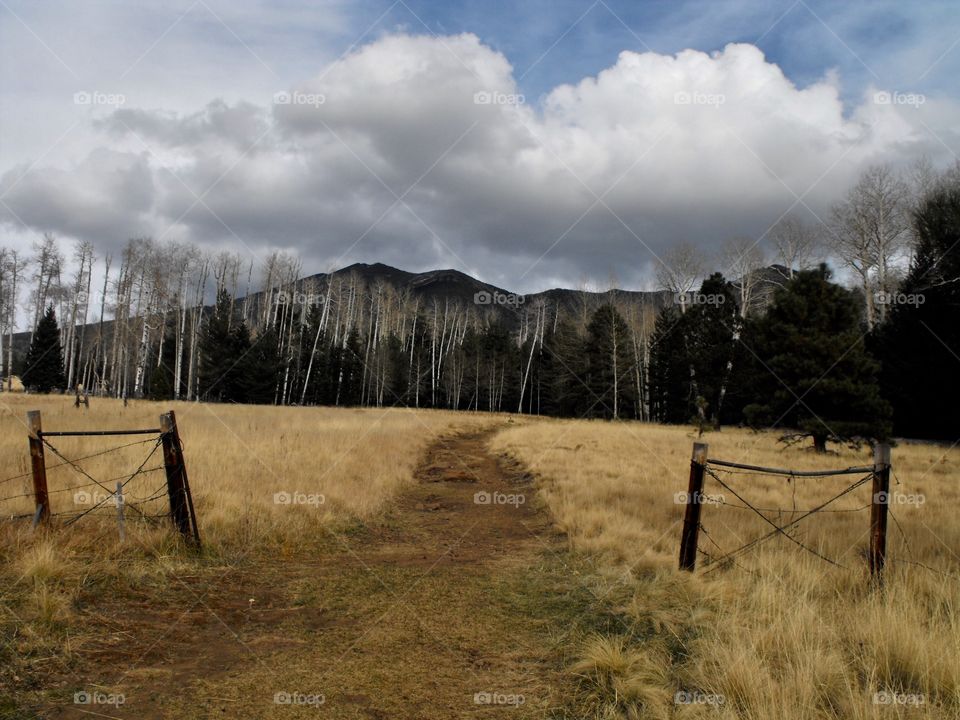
869;443;891;581
115;480;125;543
27;411;50;524
160;411;200;548
679;442;708;571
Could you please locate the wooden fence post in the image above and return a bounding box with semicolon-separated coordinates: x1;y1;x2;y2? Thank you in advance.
115;480;125;543
160;411;200;548
27;411;50;523
869;443;891;581
679;442;708;571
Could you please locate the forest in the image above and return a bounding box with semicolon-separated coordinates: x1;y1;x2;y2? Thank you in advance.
2;161;958;446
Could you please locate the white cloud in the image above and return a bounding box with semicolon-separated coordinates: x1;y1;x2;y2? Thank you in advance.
2;33;956;291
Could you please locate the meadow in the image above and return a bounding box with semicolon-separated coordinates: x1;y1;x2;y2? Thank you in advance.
0;392;496;717
1;391;958;718
491;420;960;719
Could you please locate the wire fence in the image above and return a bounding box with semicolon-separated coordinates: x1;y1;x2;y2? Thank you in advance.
677;441;949;583
0;410;199;546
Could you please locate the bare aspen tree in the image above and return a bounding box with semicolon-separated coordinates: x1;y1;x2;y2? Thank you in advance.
656;242;704;411
93;254;111;393
0;247;7;389
655;243;703;314
186;254;210;400
770;215;819;281
30;234;64;342
830;164;911;327
5;250;23;391
721;237;765;317
518;300;544;413
829;199;876;327
65;240;94;390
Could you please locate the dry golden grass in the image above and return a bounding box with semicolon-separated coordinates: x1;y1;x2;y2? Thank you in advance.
3;394;958;718
0;393;492;546
491;419;960;719
0;393;492;696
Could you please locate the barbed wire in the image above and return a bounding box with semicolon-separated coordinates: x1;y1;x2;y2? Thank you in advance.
0;466;166;505
0;436;158;486
886;506;959;582
713;497;871;514
701;467;875;573
62;439;165;527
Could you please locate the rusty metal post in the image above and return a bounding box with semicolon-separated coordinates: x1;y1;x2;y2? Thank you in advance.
160;411;200;547
27;411;50;523
679;442;708;571
869;443;891;581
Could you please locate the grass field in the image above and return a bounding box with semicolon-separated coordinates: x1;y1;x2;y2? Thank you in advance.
1;393;958;718
491;419;960;719
0;393;499;718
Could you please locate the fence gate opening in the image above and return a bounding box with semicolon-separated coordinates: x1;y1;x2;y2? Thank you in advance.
677;442;891;582
1;410;200;548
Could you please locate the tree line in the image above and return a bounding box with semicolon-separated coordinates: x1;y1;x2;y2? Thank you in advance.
3;160;958;448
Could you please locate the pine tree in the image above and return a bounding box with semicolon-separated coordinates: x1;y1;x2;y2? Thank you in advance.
874;181;960;440
237;322;280;404
22;305;66;393
147;321;178;400
743;265;891;452
648;306;689;423
540;317;586;417
584;304;637;419
199;288;248;402
683;273;743;428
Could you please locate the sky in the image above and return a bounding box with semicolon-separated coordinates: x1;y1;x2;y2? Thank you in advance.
1;0;959;293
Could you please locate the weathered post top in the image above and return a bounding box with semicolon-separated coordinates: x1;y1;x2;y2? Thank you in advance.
874;443;891;467
692;442;708;465
27;410;42;438
159;410;176;434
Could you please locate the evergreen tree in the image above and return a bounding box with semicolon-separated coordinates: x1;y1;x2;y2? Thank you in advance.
743;265;891;452
649;306;690;423
874;181;960;440
336;329;364;406
199;288;247;402
237;321;280;404
147;321;178;400
583;304;637;419
22;305;66;393
541;317;587;417
684;273;742;428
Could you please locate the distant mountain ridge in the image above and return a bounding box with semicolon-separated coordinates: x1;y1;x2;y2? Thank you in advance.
7;260;790;354
296;261;672;314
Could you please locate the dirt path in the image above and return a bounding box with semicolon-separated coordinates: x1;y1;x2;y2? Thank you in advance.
42;425;586;719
